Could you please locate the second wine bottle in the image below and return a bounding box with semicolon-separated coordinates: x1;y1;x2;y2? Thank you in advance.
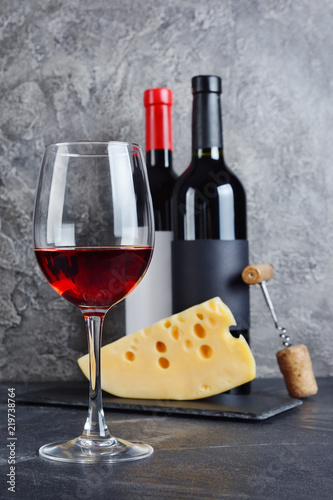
125;87;175;334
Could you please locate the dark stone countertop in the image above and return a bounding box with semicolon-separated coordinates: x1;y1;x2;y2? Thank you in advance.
1;378;333;499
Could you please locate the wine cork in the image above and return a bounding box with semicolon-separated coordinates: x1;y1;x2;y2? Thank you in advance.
242;264;274;285
276;344;318;398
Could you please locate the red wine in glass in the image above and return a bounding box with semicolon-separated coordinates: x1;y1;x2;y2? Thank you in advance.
35;246;153;311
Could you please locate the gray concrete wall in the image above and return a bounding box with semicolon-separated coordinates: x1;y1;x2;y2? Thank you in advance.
1;0;332;382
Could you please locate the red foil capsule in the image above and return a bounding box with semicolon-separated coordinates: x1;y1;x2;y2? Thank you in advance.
144;88;173;152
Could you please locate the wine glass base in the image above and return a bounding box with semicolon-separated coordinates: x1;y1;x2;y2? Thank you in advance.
39;435;153;463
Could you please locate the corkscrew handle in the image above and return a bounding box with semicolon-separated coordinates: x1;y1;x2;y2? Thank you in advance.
241;263;274;285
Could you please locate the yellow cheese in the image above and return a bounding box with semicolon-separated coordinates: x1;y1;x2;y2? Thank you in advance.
78;297;256;400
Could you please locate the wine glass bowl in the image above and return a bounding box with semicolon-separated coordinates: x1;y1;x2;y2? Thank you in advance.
33;141;154;463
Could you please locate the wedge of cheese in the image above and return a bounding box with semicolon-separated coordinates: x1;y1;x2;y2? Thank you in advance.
78;297;256;400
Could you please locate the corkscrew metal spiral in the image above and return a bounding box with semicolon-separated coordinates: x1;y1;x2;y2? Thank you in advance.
259;281;292;347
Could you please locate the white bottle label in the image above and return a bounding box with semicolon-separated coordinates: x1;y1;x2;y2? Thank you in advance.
125;231;173;335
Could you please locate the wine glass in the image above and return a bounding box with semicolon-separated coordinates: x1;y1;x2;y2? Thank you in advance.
33;141;154;463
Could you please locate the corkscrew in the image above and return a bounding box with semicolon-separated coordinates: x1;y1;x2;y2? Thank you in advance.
242;263;318;398
241;264;291;347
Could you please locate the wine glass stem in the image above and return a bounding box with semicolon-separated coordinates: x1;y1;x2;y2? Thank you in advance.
82;314;111;440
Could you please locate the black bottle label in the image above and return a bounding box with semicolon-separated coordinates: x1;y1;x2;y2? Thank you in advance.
171;239;250;331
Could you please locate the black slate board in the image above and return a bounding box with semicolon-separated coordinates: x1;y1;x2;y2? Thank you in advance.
16;381;302;421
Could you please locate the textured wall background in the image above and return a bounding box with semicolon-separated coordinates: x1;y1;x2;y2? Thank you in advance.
0;0;332;382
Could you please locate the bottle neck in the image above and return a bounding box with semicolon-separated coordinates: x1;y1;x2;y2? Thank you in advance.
192;92;223;151
192;147;223;161
146;149;172;169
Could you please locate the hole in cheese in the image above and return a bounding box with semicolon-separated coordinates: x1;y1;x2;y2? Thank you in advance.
218;304;225;314
156;341;167;353
208;317;217;327
184;340;193;351
193;323;206;338
164;320;171;328
199;345;213;359
201;384;211;391
158;357;170;369
178;315;185;322
125;351;135;361
171;325;181;340
196;313;204;320
209;299;218;311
